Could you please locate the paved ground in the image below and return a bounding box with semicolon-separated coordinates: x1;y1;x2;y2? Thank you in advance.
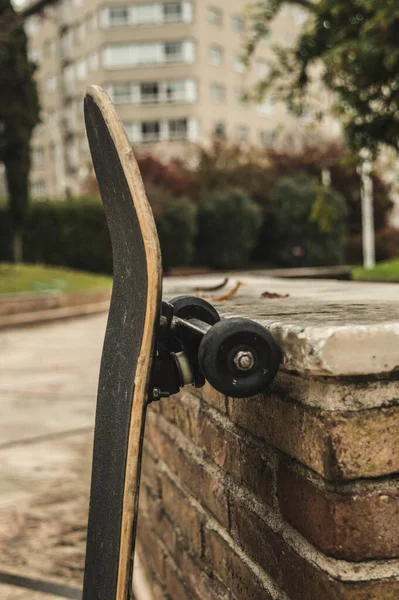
0;315;106;599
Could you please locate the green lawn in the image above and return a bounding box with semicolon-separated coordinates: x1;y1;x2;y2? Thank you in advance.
0;263;112;295
352;258;399;283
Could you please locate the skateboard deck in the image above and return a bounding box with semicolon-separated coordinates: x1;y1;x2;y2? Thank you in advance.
83;85;162;600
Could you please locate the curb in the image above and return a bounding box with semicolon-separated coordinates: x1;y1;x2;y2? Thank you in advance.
0;292;110;330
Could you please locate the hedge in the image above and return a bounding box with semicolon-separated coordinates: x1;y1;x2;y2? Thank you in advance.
0;196;197;273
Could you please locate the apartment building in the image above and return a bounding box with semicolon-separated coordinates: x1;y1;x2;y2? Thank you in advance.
23;0;339;198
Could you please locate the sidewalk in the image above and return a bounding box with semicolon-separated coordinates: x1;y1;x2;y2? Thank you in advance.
0;315;106;598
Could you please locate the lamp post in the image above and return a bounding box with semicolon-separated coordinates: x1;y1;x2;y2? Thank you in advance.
359;149;376;269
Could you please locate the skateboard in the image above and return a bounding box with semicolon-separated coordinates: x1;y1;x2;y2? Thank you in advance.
82;85;281;600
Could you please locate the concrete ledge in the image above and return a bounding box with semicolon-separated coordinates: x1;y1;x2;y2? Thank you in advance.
164;275;399;377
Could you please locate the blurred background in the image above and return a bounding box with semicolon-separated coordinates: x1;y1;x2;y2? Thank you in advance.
1;0;399;597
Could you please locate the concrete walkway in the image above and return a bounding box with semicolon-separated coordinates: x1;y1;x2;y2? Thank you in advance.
0;315;106;598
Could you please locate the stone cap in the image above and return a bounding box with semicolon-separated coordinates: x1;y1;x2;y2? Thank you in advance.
164;274;399;377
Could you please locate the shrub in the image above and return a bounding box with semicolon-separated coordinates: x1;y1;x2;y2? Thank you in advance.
263;173;348;267
197;188;262;269
156;197;198;270
345;227;399;265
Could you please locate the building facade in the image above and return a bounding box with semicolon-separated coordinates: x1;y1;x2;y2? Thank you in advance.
23;0;337;198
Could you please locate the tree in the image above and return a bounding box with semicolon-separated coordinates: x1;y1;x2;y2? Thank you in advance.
245;0;399;155
0;1;40;261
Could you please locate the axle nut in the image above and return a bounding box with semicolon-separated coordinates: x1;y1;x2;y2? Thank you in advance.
233;350;255;372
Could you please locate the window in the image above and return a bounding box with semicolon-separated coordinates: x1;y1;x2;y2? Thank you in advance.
256;60;269;78
66;140;79;169
46;75;57;92
234;54;245;73
165;80;185;102
29;48;41;63
142;121;161;142
109;6;129;26
103;45;131;67
141;82;160;102
214;122;225;138
236;125;249;142
61;30;73;59
32;147;44;169
103;41;192;68
259;130;275;148
169;118;187;140
211;83;225;103
87;13;98;32
63;104;76;132
80;135;89;153
87;52;99;72
111;83;132;104
163;2;182;22
63;64;75;89
124;122;141;142
134;4;161;24
75;58;87;81
257;98;274;117
209;45;224;66
299;107;311;123
232;15;245;33
235;88;246;106
32;181;46;198
25;16;39;37
75;22;86;44
207;6;222;27
165;41;183;62
139;43;162;64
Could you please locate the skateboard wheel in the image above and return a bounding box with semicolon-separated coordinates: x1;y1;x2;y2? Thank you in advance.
169;296;220;325
198;318;281;397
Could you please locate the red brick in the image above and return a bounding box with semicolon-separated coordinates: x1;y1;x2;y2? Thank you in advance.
230;496;399;600
145;414;229;528
175;540;230;600
228;393;399;481
229;496;281;584
140;446;161;496
163;559;190;600
276;537;399;600
277;463;399;560
160;389;200;441
197;413;275;506
204;528;273;600
201;382;227;413
160;474;203;556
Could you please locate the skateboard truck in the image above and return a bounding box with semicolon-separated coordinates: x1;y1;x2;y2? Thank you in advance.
150;296;281;402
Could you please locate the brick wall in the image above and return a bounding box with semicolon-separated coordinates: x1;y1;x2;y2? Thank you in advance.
134;275;399;600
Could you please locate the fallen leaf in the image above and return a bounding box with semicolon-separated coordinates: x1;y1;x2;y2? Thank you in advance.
261;291;289;299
